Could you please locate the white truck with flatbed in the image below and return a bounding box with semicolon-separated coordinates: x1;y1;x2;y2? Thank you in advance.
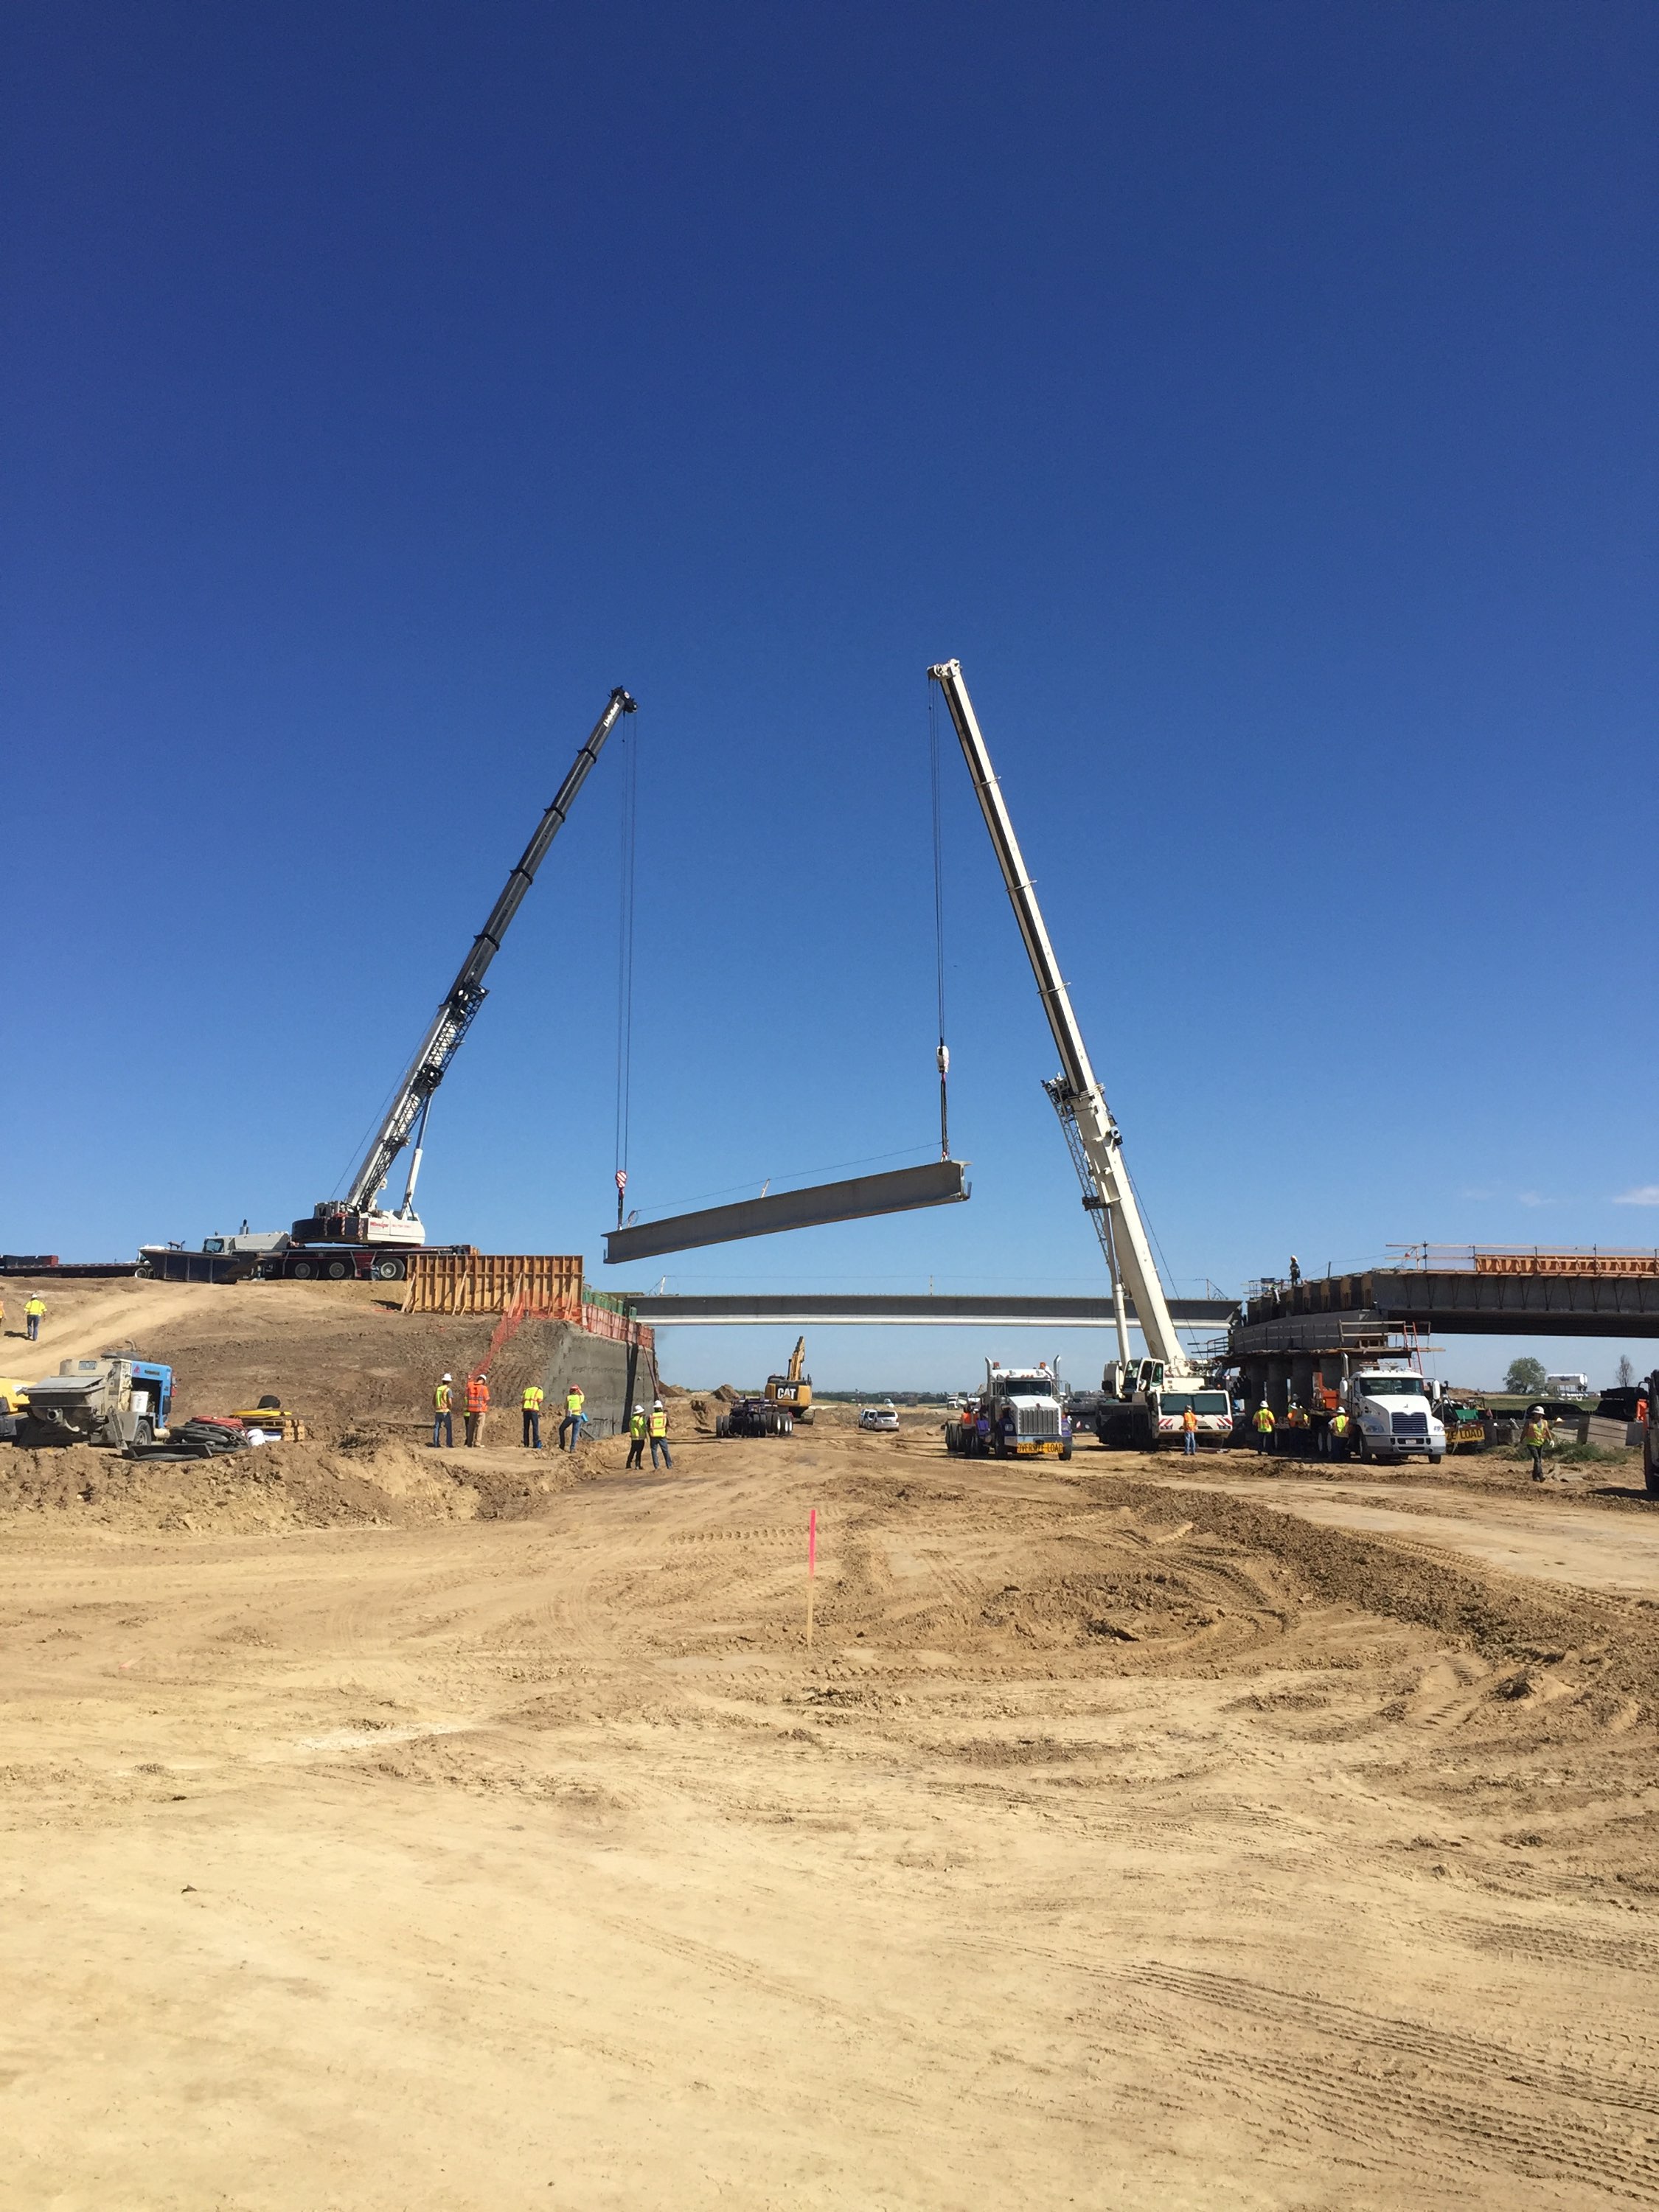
945;1360;1073;1459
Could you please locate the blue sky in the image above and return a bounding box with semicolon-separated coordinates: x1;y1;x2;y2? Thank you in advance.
5;1;1656;1391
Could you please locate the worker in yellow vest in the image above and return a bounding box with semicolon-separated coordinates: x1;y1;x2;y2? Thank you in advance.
25;1294;45;1343
559;1384;585;1453
521;1380;545;1450
1326;1408;1351;1461
648;1399;672;1470
431;1373;454;1450
1253;1400;1276;1456
1522;1405;1552;1484
626;1402;647;1470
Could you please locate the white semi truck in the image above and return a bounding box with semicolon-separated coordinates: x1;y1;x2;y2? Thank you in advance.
1343;1364;1447;1464
945;1360;1073;1459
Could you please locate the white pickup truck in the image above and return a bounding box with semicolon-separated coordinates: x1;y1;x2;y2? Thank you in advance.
1345;1366;1446;1464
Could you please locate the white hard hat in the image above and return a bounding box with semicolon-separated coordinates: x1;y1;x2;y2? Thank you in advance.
653;1399;663;1408
442;1373;451;1382
633;1403;643;1413
1259;1399;1269;1408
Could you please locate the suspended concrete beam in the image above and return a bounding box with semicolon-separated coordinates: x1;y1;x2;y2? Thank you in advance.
603;1160;970;1267
620;1293;1238;1329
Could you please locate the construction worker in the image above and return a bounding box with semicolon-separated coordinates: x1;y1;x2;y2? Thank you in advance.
559;1382;585;1453
465;1371;490;1448
1181;1403;1198;1458
521;1380;545;1450
431;1373;454;1449
1253;1399;1276;1456
1522;1404;1551;1484
648;1399;672;1470
24;1294;44;1343
1328;1407;1352;1460
626;1402;647;1469
1285;1399;1310;1457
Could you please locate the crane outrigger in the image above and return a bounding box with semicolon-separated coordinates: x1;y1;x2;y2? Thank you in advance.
927;658;1195;1397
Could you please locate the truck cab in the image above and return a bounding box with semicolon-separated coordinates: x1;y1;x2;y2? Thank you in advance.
1345;1366;1446;1464
946;1360;1071;1458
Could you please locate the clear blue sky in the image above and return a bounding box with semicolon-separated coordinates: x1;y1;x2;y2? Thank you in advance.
5;1;1656;1391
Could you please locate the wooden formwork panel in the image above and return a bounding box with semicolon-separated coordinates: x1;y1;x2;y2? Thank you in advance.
403;1253;583;1317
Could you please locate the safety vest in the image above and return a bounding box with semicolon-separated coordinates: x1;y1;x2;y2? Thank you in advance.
522;1385;544;1412
25;1298;44;1319
565;1388;584;1414
1523;1419;1550;1447
434;1382;452;1412
1182;1408;1197;1431
629;1411;647;1439
1253;1407;1275;1432
466;1378;489;1414
1287;1407;1308;1428
1330;1412;1349;1434
650;1409;667;1438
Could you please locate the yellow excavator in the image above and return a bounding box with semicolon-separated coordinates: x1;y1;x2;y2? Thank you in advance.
765;1338;814;1425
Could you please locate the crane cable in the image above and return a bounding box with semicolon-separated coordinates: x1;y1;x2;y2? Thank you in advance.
928;684;950;1160
613;715;639;1228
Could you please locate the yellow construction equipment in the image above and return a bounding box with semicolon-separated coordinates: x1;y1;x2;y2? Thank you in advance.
765;1338;814;1425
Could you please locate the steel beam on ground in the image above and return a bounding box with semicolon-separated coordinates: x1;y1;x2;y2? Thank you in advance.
603;1161;970;1266
622;1293;1237;1328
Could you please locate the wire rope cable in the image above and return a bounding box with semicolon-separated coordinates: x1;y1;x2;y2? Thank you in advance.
928;683;950;1158
613;713;639;1224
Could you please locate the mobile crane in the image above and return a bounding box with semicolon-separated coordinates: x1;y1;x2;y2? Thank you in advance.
927;659;1205;1448
143;687;636;1284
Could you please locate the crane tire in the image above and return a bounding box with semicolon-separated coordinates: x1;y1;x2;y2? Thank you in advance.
289;1259;317;1280
372;1256;406;1281
324;1258;352;1281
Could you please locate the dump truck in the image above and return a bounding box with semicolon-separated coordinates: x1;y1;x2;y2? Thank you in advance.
18;1356;174;1448
765;1338;814;1425
945;1360;1071;1458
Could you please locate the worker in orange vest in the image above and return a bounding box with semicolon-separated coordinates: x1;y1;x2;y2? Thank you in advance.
465;1371;490;1448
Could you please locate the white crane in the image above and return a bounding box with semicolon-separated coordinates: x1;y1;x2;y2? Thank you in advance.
928;658;1191;1379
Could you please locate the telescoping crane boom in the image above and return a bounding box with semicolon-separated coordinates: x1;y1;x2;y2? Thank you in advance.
926;659;1190;1377
299;686;637;1252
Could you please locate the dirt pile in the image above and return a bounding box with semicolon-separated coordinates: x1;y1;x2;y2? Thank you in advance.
0;1430;604;1532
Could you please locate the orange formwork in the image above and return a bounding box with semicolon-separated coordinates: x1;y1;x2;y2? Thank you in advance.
402;1253;584;1318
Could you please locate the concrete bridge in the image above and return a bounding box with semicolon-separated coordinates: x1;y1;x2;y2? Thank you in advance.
625;1292;1236;1330
1229;1259;1659;1409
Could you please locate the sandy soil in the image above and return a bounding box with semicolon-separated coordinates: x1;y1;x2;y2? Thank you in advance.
5;1288;1659;2207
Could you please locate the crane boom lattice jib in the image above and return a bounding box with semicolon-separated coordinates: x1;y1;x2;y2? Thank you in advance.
313;687;637;1242
925;658;1188;1375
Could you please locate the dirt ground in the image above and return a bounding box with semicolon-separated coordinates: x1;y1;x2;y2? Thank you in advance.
5;1281;1659;2208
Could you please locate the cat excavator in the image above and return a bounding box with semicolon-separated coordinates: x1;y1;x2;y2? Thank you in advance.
765;1338;814;1425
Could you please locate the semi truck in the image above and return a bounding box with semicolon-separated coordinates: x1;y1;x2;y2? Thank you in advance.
945;1360;1072;1458
141;686;636;1284
1340;1364;1447;1464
